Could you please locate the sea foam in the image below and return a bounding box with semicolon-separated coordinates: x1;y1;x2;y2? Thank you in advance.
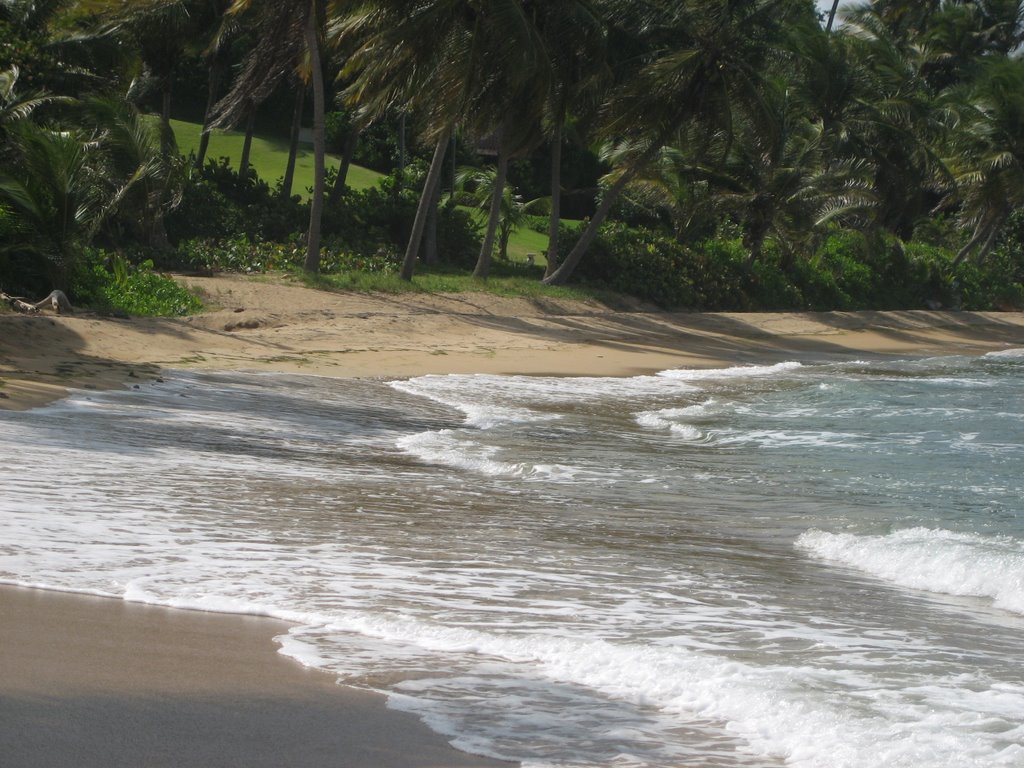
796;528;1024;615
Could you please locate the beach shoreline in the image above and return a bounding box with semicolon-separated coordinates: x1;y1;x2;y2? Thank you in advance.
3;273;1024;412
3;275;1024;766
0;584;513;768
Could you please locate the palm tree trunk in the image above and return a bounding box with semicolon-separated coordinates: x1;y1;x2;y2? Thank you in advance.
397;112;406;186
160;84;173;158
422;179;440;265
302;0;326;274
239;104;256;180
953;222;988;267
976;225;1000;266
195;59;224;168
328;126;361;206
543;136;670;285
401;124;453;281
826;0;840;32
542;165;641;285
281;85;305;199
544;123;564;279
473;133;509;280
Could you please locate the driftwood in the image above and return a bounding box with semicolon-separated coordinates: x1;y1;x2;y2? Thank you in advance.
1;290;73;314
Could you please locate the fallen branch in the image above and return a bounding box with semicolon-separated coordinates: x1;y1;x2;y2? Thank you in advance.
1;290;73;314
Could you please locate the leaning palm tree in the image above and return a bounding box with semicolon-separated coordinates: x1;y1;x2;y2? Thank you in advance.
338;1;477;280
339;0;552;281
543;0;814;285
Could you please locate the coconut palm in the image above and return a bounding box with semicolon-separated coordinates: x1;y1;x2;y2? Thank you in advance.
339;1;553;281
945;56;1024;265
536;0;609;278
456;164;530;263
543;0;814;285
835;6;952;238
700;79;876;266
212;0;337;273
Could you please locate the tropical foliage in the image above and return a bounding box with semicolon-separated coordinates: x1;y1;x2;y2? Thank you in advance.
2;0;1024;311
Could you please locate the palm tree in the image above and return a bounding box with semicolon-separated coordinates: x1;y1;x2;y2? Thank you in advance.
945;56;1024;266
85;0;198;156
543;0;814;285
83;94;185;251
0;124;104;288
338;1;474;280
834;6;951;239
339;1;551;281
212;0;335;273
0;66;70;149
536;0;608;279
456;165;530;263
699;79;875;266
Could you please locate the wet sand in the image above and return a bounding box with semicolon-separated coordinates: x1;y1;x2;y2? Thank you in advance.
0;586;512;768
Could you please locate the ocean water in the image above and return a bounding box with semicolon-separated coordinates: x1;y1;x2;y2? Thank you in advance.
1;351;1023;767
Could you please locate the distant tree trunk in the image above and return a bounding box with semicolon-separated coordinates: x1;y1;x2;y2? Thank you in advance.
953;221;989;267
401;124;453;281
422;179;440;265
451;131;457;194
238;103;256;180
542;164;643;285
302;0;326;273
976;225;1000;265
826;0;840;32
544;123;564;279
328;125;361;206
397;112;406;187
160;84;173;158
195;58;224;168
472;131;509;280
281;85;305;199
195;57;226;168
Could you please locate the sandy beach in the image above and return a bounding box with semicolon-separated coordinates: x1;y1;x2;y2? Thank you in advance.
2;274;1024;767
3;273;1024;412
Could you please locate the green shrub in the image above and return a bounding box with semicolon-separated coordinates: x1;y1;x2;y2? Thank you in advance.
565;221;697;308
72;250;202;316
165;158;305;247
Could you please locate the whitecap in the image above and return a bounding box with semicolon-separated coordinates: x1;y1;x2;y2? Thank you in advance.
796;528;1024;615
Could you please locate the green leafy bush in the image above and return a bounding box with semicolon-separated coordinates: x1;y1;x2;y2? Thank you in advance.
166;158;305;247
72;250;202;316
566;221;698;308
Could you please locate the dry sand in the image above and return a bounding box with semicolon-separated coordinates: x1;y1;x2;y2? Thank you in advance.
1;274;1023;767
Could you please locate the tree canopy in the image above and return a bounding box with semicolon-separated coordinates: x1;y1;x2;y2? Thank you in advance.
2;0;1023;311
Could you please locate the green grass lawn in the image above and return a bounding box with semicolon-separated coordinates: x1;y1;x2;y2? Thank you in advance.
170;118;574;265
170;119;384;195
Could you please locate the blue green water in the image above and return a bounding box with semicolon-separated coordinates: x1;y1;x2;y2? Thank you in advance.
1;351;1022;767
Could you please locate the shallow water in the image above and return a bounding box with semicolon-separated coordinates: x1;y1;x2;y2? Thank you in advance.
2;351;1023;767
